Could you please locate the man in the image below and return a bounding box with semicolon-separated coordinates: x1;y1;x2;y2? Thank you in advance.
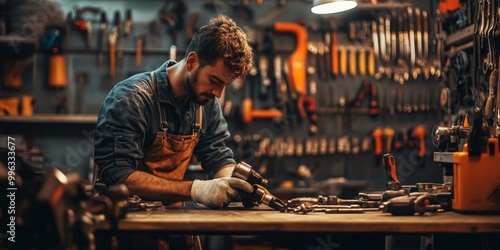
93;14;254;210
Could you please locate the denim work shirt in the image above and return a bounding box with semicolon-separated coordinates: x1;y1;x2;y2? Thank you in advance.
94;61;236;185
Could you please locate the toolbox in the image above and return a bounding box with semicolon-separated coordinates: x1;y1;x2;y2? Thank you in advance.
452;138;500;213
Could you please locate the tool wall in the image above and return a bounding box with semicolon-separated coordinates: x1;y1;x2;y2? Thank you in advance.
1;0;484;194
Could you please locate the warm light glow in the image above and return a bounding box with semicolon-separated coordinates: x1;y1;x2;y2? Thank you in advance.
311;0;358;14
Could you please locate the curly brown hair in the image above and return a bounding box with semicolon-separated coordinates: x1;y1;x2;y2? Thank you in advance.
186;15;254;78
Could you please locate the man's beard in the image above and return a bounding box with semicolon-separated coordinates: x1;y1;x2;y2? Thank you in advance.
186;67;214;105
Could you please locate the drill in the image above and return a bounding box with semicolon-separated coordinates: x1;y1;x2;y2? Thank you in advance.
231;162;285;211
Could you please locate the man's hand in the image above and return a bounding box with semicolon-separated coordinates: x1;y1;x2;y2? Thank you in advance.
191;177;254;209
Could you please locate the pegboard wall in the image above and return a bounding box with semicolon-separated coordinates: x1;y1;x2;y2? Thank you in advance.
0;0;444;192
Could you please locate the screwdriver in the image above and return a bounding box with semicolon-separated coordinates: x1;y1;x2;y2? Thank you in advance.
331;32;339;76
97;12;108;66
135;34;145;68
124;9;133;39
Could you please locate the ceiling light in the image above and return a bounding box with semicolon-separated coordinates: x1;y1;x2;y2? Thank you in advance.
311;0;358;14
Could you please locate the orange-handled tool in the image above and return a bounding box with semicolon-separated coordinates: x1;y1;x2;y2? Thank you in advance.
135;34;145;68
242;98;283;124
339;46;347;76
373;126;383;157
274;22;308;119
331;32;339;76
383;153;401;190
108;32;117;78
383;127;395;153
412;125;427;157
274;22;307;95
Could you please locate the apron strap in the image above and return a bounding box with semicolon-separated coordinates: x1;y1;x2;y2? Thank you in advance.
151;71;169;133
151;70;202;135
192;106;203;135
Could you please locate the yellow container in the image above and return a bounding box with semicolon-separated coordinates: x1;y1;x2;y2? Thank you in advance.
0;97;20;115
48;54;67;88
21;95;34;116
452;138;500;213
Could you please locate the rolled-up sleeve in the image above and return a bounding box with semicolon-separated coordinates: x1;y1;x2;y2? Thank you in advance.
94;82;152;185
194;99;236;178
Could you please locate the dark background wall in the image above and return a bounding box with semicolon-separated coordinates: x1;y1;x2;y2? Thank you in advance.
0;0;442;193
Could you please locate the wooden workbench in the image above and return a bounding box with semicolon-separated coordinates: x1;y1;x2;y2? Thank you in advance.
97;205;500;234
94;205;500;249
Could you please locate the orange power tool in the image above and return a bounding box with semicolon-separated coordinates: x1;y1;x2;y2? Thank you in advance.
274;22;308;119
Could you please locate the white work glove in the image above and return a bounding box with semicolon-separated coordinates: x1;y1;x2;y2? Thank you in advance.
191;177;254;209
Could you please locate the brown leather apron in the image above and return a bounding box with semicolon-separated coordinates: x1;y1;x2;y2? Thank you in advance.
122;72;203;250
138;71;202;186
137;99;202;189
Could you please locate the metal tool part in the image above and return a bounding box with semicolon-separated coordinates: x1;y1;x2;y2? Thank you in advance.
232;162;268;187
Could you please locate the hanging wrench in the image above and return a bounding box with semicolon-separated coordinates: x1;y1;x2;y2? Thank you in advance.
415;8;422;61
378;16;387;64
389;11;396;64
433;12;443;78
481;0;491;73
485;0;497;72
371;21;380;65
407;7;416;68
403;11;411;66
385;15;391;63
422;10;429;62
422;10;430;79
397;14;405;61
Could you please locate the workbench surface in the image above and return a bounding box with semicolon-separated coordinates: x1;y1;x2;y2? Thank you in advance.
101;205;500;234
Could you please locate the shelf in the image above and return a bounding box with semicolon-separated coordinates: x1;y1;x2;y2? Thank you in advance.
445;25;475;48
0;114;97;124
445;24;500;49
